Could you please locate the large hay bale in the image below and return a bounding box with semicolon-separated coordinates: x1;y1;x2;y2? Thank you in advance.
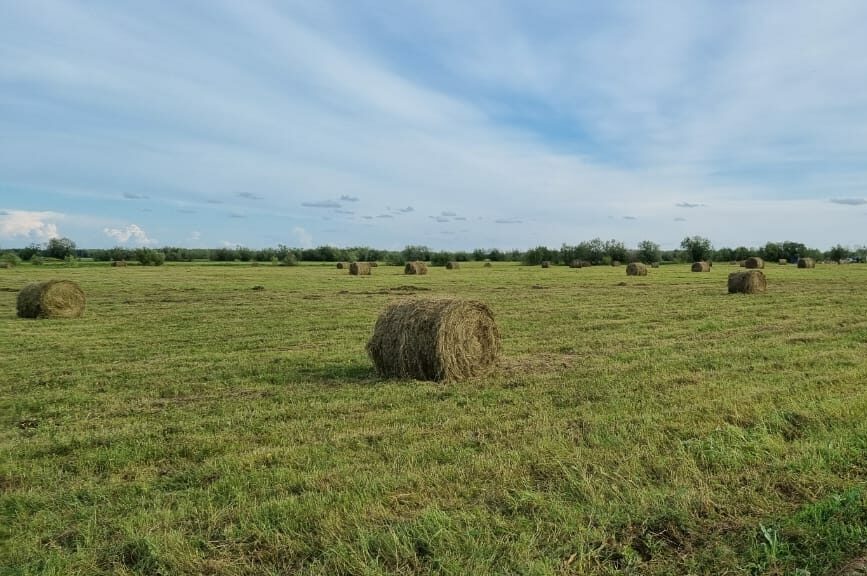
626;262;647;276
366;299;500;382
349;261;371;276
16;280;86;319
728;270;767;294
336;262;346;270
797;257;815;269
445;261;460;270
745;257;764;269
405;261;428;275
778;259;788;265
541;261;551;268
691;261;710;272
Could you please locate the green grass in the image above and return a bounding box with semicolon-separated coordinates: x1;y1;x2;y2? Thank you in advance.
2;261;867;575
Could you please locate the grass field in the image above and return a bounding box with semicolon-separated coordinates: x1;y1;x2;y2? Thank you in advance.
2;261;867;575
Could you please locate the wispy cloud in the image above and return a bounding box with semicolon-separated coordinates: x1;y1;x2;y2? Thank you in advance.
302;200;341;208
376;214;393;219
676;202;704;208
334;209;354;215
238;191;263;200
623;216;637;220
495;218;523;224
177;208;196;214
674;217;687;222
340;195;359;202
123;192;149;200
830;198;867;206
441;211;457;217
396;206;414;213
292;226;313;248
229;212;246;219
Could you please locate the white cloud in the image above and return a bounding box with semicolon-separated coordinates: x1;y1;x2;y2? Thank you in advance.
189;230;201;241
102;224;153;245
292;226;313;249
0;210;62;240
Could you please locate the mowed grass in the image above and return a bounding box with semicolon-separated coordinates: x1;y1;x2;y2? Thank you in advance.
2;261;867;575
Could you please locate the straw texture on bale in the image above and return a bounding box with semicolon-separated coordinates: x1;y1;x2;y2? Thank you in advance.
626;262;647;276
445;261;460;270
17;280;86;319
651;262;660;268
349;262;371;275
691;261;711;272
612;260;621;266
728;270;767;294
111;260;127;267
745;257;765;269
366;299;500;382
483;262;492;267
779;259;788;265
336;262;346;269
541;261;551;268
404;261;428;275
369;261;379;267
797;257;816;269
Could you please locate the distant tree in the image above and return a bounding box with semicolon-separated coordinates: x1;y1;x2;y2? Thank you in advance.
19;243;41;261
1;252;21;267
401;245;431;263
680;236;713;262
828;244;849;263
135;248;165;266
44;237;76;259
522;246;558;265
636;240;661;264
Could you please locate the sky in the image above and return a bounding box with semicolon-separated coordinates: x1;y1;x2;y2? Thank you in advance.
2;1;867;251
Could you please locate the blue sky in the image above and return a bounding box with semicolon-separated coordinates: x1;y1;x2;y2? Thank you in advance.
2;1;867;250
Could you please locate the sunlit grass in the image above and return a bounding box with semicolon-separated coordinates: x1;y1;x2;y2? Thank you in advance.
2;261;867;574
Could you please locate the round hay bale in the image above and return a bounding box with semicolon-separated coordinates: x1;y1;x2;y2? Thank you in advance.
366;298;500;382
728;270;767;294
405;261;428;275
797;257;815;269
745;257;764;269
368;261;379;267
483;262;492;268
626;262;647;276
349;261;371;276
778;259;787;265
541;261;551;268
651;262;660;268
611;260;621;266
0;262;9;269
568;260;581;269
445;261;460;270
17;280;86;319
111;260;127;267
336;262;346;270
691;261;710;272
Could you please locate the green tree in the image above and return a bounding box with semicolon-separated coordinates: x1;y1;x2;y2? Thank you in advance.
44;237;76;259
680;236;713;262
828;244;849;263
636;240;661;264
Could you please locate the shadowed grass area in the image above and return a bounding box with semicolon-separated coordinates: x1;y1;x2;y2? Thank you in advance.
2;261;867;574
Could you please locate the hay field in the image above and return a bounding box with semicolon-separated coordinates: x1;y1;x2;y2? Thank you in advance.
3;262;867;575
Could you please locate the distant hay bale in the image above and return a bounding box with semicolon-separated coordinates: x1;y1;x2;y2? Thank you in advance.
739;260;746;267
568;260;581;268
626;262;647;276
779;259;788;265
368;261;379;267
110;260;127;267
16;280;86;319
405;261;428;275
0;262;9;269
366;298;500;382
483;262;492;268
541;261;551;268
797;257;816;269
611;260;621;266
336;262;346;269
250;261;260;267
730;260;738;265
651;262;660;268
691;261;710;272
349;261;371;276
445;261;460;270
745;257;764;269
728;270;767;294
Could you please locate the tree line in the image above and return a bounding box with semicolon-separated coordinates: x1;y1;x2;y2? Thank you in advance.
2;236;864;267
